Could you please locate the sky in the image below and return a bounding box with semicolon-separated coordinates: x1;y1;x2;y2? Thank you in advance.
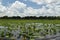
0;0;60;17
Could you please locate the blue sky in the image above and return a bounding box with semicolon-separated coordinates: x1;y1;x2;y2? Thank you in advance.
0;0;60;17
2;0;44;9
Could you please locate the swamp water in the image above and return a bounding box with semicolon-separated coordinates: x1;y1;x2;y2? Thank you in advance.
0;23;60;40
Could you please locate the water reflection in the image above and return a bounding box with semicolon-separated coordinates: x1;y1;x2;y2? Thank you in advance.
0;23;60;40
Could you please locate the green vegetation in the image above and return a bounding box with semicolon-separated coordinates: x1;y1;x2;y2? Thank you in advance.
0;19;60;40
0;19;60;26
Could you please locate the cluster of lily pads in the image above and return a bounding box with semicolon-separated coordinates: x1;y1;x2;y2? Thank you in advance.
0;23;60;40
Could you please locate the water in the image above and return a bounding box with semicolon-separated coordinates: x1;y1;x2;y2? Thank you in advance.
0;23;60;40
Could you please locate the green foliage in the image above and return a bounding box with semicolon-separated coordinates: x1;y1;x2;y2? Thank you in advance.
0;19;60;40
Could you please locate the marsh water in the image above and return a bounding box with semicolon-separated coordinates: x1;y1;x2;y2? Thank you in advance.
0;23;60;40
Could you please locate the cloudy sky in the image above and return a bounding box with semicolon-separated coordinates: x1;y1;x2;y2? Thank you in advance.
0;0;60;17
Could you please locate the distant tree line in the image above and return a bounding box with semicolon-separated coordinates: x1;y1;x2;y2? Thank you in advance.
0;16;60;20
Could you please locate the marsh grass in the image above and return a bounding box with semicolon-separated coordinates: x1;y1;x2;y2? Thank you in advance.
0;19;60;40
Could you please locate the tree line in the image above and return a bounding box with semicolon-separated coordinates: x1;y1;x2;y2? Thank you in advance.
0;16;60;20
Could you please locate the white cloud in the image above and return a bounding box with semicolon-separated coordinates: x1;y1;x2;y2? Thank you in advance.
0;0;60;17
29;0;57;4
0;3;7;17
30;0;43;4
6;1;27;17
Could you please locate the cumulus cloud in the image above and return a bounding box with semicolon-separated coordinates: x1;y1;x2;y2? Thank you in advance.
6;1;27;17
30;0;43;4
0;0;60;17
29;0;57;4
0;3;7;17
28;0;60;16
